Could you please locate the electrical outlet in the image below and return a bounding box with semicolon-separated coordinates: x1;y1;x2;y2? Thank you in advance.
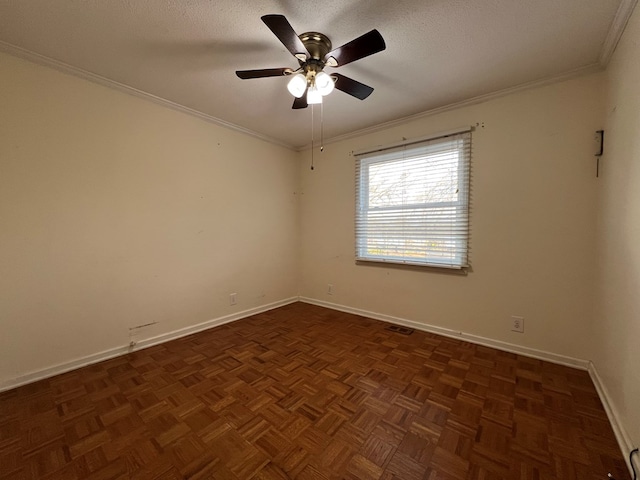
230;293;237;305
327;284;333;295
511;316;524;333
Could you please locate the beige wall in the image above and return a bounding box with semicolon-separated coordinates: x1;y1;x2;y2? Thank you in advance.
299;73;604;361
0;11;638;460
597;4;640;453
0;52;299;387
2;16;638;458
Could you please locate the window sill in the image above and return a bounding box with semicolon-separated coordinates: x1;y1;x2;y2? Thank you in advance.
355;258;470;275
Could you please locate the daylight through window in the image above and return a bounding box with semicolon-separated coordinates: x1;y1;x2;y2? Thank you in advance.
355;130;471;269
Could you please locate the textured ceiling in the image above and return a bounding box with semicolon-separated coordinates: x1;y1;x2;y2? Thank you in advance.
0;0;631;148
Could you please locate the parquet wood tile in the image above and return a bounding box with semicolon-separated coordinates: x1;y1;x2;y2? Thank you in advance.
0;302;630;479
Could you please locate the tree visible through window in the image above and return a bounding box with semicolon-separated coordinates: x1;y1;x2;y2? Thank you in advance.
355;131;470;268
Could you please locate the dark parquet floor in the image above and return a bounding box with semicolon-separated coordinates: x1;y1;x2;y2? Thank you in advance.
0;302;630;479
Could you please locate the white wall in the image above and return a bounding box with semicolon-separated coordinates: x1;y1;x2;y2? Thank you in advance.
0;52;299;388
299;73;604;362
596;3;640;459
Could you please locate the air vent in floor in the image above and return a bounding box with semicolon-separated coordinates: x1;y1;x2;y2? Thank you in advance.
385;325;415;335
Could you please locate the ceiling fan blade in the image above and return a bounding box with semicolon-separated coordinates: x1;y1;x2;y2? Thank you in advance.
325;29;386;67
332;73;374;100
261;14;309;60
292;93;308;109
236;68;293;79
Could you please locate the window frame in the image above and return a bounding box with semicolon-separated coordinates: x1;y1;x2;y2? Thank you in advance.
355;130;471;269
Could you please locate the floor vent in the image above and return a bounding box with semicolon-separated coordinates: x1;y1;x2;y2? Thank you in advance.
385;325;415;335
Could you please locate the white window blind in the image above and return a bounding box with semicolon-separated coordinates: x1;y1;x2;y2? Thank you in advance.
355;130;471;269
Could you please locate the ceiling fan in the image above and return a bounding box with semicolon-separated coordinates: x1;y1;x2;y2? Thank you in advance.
236;15;386;109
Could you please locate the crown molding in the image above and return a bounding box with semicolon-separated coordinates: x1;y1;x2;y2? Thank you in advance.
0;41;296;151
599;0;638;67
296;63;603;152
1;33;617;155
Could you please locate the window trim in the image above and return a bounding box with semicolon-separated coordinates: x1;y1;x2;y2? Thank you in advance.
355;128;471;270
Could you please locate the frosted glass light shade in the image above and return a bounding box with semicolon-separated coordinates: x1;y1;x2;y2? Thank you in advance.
307;85;323;104
315;72;334;96
287;73;307;98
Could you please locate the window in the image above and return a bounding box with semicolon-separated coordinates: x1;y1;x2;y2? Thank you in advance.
355;130;471;269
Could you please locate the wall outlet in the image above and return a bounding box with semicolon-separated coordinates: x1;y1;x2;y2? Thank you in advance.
230;293;237;305
327;284;333;295
511;315;524;333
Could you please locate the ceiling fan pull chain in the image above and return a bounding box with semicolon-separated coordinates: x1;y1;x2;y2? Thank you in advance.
320;102;324;153
311;104;315;170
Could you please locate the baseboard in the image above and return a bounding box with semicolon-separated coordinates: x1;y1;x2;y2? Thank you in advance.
301;297;640;473
0;297;298;393
299;297;590;370
589;362;639;477
3;296;636;474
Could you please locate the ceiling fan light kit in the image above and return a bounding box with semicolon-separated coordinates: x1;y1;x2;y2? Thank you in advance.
307;85;323;105
287;73;307;98
315;72;335;96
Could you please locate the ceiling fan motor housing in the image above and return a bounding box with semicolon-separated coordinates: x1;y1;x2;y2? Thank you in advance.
298;32;333;87
299;32;332;61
